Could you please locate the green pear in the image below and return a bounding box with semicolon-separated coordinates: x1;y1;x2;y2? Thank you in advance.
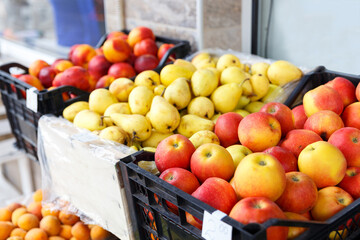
103;102;131;126
177;114;215;138
216;54;242;72
110;113;152;142
147;96;180;133
141;130;173;148
267;60;303;86
189;130;220;148
63;101;89;122
226;145;252;168
191;69;218;97
73;110;106;131
99;126;129;144
89;88;118;115
234;109;250;117
128;86;154;115
134;70;160;90
211;83;242;113
187;97;215;119
251;62;270;76
249;73;270;101
211;113;222;124
261;84;285;103
244;101;265;113
220;66;247;85
164;77;191;109
236;95;251;109
160;64;193;86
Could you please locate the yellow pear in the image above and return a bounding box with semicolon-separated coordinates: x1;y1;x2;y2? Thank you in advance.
141;147;157;153
267;60;303;86
141;130;173;148
261;84;285;103
128;86;154;115
251;62;270;76
187;97;215;119
109;78;134;102
193;58;216;69
216;54;242;72
99;126;129;144
73;110;106;131
110;113;152;142
177;114;215;138
63;101;89;122
220;66;247;85
103;102;131;126
191;52;211;66
206;67;221;83
244;101;265;113
249;73;270;101
147;96;180;133
191;69;218;97
189;130;220;148
173;59;197;73
241;78;253;97
234;109;250;117
164;77;191;109
154;84;166;96
226;145;252;168
210;83;242;113
160;64;193;86
236;95;251;109
211;113;222;124
134;70;160;90
89;89;118;115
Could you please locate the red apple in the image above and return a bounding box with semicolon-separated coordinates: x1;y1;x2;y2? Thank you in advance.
338;166;360;199
186;177;238;229
158;43;175;62
108;62;136;79
325;77;356;107
238;112;281;152
28;59;50;78
229;197;288;240
311;186;353;221
342;102;360;129
280;129;322;158
301;211;312;220
356;82;360;101
276;171;318;214
38;66;58;88
304;110;344;140
155;134;195;173
95;75;115;89
303;85;344;117
263;146;298;172
87;55;112;81
298;141;347;188
133;38;158;57
328;127;360;167
103;37;132;63
190;143;235;182
292;105;308;129
233;152;286;201
214;112;243;147
159;168;200;213
127;26;155;48
134;54;159;73
284;212;309;239
260;102;295;137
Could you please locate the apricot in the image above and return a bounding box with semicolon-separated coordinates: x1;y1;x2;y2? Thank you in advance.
58;212;79;226
10;228;27;238
7;236;23;240
32;190;43;203
39;216;60;236
58;225;72;240
27;203;42;221
0;221;15;240
48;237;65;240
17;214;39;231
90;226;109;240
6;204;24;213
12;208;28;226
24;228;47;240
70;222;89;240
40;205;59;218
0;209;12;222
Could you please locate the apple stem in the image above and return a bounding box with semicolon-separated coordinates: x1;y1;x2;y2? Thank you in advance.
169;56;176;62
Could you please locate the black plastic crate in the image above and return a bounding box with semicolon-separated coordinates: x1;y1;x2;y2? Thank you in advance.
118;151;360;240
284;66;360;108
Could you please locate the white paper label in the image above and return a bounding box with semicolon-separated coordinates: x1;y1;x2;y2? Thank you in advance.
26;87;38;112
201;210;232;240
71;132;99;143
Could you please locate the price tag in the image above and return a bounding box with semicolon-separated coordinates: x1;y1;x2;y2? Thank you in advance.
26;87;38;112
71;132;99;143
202;210;232;240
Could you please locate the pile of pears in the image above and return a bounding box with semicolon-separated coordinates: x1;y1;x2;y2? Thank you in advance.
62;52;303;151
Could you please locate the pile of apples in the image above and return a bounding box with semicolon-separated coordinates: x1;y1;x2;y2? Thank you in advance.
149;76;360;240
13;26;175;95
0;190;109;240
